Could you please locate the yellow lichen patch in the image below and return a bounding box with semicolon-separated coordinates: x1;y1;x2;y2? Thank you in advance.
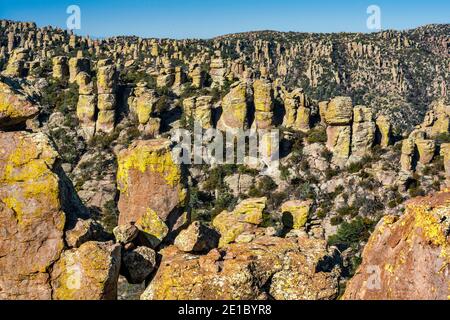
2;196;24;225
136;208;169;247
410;203;449;262
233;197;267;225
117;139;182;193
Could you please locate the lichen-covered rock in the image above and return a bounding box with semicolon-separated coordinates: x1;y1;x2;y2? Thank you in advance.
117;139;186;248
121;246;156;284
76;94;96;139
52;56;69;80
129;84;157;125
415;139;436;165
217;81;247;131
97;64;117;94
376;115;392;147
281;200;312;229
0;77;39;129
51;241;121;300
343;191;450;300
68;57;90;83
400;137;415;172
141;234;340;300
3;48;28;77
352;106;375;156
212;197;266;247
174;221;220;252
324;96;353;125
182;95;213;128
0;131;65;299
326;125;351;164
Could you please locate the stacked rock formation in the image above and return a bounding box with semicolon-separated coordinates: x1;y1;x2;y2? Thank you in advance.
52;56;69;80
68;53;90;83
128;82;160;136
400;99;449;173
156;57;175;88
209;52;226;87
324;96;354;165
252;78;274;129
96;59;117;134
75;71;96;139
351;106;376;158
282;88;312;131
3;48;28;77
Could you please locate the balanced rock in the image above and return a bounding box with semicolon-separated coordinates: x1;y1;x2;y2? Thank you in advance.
212;197;266;247
113;223;139;244
281;200;312;229
174;221;220;252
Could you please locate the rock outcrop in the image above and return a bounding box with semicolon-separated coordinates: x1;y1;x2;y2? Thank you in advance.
343;191;450;300
141;234;341;300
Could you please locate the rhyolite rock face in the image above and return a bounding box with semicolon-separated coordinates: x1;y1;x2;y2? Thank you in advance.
0;77;39;129
0;131;65;299
117;138;186;248
141;234;341;300
343;191;450;300
51;241;121;300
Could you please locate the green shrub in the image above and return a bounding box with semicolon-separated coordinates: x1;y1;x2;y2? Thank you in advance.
327;216;376;249
307;126;327;144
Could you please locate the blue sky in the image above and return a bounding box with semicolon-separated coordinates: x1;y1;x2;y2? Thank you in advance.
0;0;449;39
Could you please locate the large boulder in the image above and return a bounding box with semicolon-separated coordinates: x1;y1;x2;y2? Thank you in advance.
343;191;450;300
141;234;341;300
121;246;156;284
51;241;121;300
0;131;65;299
117;138;186;248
